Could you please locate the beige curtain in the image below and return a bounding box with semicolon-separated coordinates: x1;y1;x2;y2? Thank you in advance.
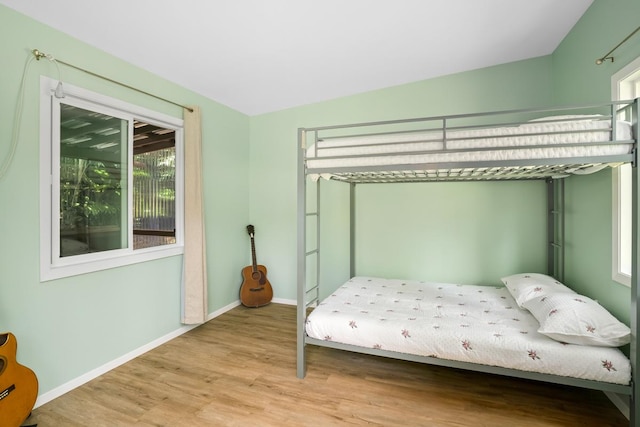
182;105;208;324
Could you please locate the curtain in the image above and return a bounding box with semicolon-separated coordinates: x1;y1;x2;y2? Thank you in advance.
182;105;208;324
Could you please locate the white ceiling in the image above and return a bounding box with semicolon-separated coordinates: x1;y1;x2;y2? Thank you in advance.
1;0;593;116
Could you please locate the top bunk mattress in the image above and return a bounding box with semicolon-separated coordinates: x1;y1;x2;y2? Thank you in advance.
304;115;634;181
305;277;631;385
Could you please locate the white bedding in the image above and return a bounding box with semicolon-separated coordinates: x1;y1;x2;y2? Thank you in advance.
306;118;633;173
305;277;631;385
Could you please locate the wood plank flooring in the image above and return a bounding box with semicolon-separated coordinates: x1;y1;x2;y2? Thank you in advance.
30;303;628;426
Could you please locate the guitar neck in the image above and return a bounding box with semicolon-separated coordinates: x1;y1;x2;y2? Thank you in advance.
250;235;258;272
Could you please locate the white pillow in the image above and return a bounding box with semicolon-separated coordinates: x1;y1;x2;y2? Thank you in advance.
500;273;574;308
523;293;630;347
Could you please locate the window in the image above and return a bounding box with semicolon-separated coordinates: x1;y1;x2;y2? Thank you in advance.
613;163;631;283
611;57;640;287
40;77;184;281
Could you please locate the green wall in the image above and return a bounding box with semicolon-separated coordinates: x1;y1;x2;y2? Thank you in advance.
550;0;640;322
0;5;250;399
354;182;545;285
250;56;554;300
552;0;640;105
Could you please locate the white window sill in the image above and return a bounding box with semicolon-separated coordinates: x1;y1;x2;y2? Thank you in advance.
613;271;631;288
41;245;184;282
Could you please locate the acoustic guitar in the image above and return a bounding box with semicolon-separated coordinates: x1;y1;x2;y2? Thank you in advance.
0;332;38;427
240;225;273;307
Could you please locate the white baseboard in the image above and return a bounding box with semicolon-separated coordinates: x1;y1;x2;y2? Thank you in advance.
34;300;241;408
272;297;296;306
207;300;242;321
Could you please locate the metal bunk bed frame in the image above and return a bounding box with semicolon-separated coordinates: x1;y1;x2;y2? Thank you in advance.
296;99;639;424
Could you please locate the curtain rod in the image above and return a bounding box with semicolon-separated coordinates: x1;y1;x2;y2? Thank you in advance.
32;49;194;112
595;25;640;65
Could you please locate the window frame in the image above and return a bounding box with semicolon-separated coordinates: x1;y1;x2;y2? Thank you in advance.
40;76;184;281
610;57;640;287
612;163;631;287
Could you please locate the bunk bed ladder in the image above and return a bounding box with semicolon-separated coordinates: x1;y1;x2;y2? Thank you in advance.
297;128;321;378
547;178;565;282
305;180;321;310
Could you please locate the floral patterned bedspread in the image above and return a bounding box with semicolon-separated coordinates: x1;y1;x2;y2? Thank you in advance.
305;277;631;385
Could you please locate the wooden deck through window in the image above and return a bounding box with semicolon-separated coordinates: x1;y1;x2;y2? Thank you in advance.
30;303;627;426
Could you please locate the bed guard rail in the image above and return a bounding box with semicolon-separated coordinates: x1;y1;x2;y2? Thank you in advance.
299;98;638;182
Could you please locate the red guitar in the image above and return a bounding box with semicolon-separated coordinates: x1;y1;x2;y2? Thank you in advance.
240;225;273;307
0;332;38;427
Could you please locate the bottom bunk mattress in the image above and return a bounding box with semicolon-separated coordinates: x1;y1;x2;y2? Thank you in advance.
305;276;631;385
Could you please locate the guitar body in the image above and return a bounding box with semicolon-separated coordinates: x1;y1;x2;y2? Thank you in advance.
240;264;274;307
240;225;274;308
0;333;38;427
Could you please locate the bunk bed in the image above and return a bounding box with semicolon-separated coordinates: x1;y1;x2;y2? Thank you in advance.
296;99;639;423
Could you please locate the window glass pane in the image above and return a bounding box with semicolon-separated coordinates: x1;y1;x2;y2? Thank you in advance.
611;57;638;286
41;78;185;281
59;104;128;257
133;122;176;250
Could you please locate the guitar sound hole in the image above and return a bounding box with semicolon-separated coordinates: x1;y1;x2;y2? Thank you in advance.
0;358;5;375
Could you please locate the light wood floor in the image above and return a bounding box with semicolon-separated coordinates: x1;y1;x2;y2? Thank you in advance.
30;303;627;426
